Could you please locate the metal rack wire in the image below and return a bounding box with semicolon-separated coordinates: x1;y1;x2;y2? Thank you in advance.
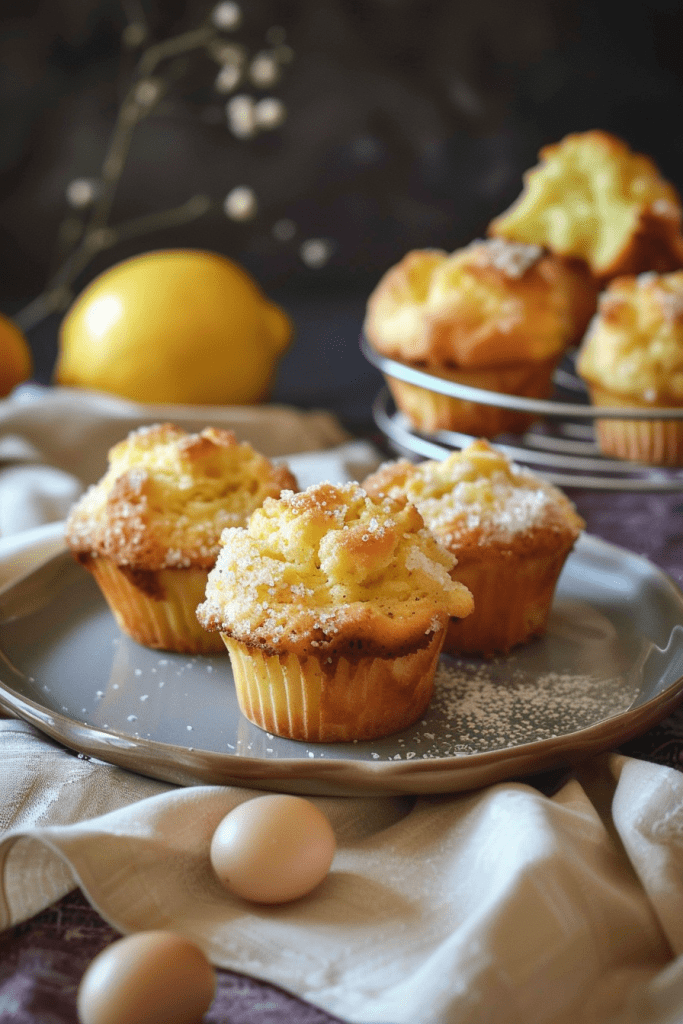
361;335;683;492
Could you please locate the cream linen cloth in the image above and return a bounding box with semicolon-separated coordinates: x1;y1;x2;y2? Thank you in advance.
2;386;683;1024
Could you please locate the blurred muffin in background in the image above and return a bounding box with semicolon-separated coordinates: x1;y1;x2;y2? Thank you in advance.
576;270;683;465
364;238;596;437
489;130;683;282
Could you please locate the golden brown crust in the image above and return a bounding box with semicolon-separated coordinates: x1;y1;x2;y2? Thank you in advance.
65;423;298;570
576;270;683;403
363;440;584;657
363;440;585;554
576;271;683;465
489;130;683;280
196;480;474;658
364;248;448;364
364;238;594;371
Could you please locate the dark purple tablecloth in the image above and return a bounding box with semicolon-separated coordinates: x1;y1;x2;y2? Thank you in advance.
569;488;683;593
0;888;346;1024
1;488;681;1024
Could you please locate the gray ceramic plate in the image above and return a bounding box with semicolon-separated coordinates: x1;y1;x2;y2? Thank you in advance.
1;534;682;796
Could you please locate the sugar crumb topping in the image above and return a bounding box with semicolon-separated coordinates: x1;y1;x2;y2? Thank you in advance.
364;439;582;547
65;422;297;569
197;480;474;652
469;237;544;278
577;269;683;400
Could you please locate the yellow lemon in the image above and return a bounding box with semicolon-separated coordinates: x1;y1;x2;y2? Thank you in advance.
55;249;292;404
0;312;32;397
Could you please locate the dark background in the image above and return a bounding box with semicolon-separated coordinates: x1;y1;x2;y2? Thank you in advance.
2;0;683;430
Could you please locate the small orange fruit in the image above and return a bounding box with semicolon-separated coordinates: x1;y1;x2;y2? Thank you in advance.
55;249;292;405
0;312;32;397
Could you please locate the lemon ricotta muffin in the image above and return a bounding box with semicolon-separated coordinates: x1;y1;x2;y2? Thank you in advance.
489;130;683;281
364;238;596;437
576;270;683;465
65;423;297;653
363;440;584;658
196;481;474;741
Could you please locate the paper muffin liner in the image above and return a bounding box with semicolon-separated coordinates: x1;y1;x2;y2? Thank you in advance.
222;630;446;742
385;357;558;437
443;543;576;659
587;385;683;467
84;556;226;654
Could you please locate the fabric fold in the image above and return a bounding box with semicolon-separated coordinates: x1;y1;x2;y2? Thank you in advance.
2;718;683;1024
612;755;683;956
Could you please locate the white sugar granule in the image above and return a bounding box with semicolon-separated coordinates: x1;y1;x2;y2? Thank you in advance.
478;237;543;278
391;659;635;760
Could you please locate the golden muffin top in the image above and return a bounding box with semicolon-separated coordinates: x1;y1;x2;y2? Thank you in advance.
196;480;474;658
576;270;683;402
489;130;683;279
363;440;584;556
65;422;298;570
363;238;593;369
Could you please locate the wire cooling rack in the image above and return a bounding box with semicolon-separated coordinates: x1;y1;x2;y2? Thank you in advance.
360;335;683;492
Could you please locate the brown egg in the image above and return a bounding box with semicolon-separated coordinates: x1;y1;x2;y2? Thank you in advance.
210;794;336;904
76;931;216;1024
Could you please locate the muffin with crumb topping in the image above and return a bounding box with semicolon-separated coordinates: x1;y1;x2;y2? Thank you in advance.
489;130;683;281
576;270;683;465
196;481;474;741
363;439;584;658
65;422;297;653
364;238;596;437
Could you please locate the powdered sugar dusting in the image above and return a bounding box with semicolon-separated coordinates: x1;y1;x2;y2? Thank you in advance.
406;658;634;758
473;237;544;278
421;473;555;544
364;440;583;548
